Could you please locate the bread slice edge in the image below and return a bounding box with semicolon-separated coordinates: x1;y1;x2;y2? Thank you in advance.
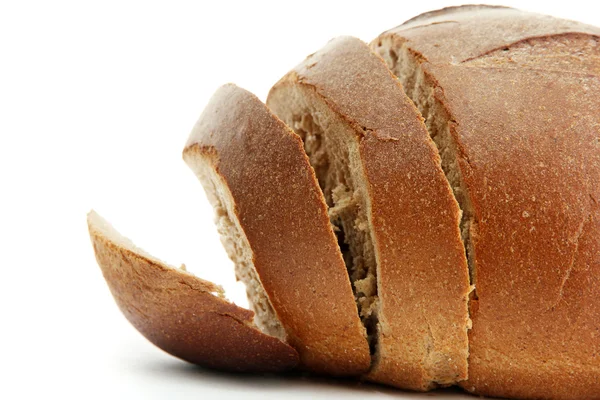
87;209;299;372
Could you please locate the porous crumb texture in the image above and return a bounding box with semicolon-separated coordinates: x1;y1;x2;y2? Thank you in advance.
289;100;380;353
189;158;287;340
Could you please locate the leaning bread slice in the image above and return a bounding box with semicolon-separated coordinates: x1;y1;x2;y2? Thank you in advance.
267;37;471;390
87;210;299;372
182;84;370;376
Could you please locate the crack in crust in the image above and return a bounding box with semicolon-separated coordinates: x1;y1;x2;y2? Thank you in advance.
548;210;593;311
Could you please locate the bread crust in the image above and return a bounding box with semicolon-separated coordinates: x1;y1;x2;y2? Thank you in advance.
87;211;299;372
433;64;600;400
381;5;600;65
182;84;370;376
268;37;471;391
374;6;600;399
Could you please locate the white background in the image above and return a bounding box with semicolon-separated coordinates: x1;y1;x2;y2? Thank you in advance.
1;1;598;399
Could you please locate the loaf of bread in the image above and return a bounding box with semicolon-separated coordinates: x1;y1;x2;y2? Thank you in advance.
372;5;600;400
267;36;471;390
182;84;370;376
88;6;600;400
87;210;298;372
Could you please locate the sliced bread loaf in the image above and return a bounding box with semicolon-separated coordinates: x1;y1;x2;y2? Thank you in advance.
373;6;600;399
267;37;471;391
87;210;299;372
182;84;370;376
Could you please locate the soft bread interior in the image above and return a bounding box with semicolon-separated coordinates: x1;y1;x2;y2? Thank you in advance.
184;155;287;340
268;87;380;356
373;38;477;287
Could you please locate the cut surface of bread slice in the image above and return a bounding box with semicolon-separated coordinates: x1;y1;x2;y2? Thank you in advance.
87;210;299;372
267;36;471;391
373;6;600;399
182;84;370;376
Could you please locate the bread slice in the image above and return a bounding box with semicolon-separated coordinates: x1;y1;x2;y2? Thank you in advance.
267;37;471;391
182;84;370;376
373;6;600;399
87;210;299;372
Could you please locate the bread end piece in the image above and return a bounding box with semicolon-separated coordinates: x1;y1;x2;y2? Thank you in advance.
87;210;299;373
373;7;600;399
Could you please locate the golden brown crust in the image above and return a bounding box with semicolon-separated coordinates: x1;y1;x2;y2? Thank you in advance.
380;5;600;65
268;37;471;391
400;4;510;27
431;64;600;400
182;84;370;376
87;211;299;373
375;7;600;399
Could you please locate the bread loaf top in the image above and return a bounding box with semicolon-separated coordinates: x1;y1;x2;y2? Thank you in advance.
382;5;600;67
